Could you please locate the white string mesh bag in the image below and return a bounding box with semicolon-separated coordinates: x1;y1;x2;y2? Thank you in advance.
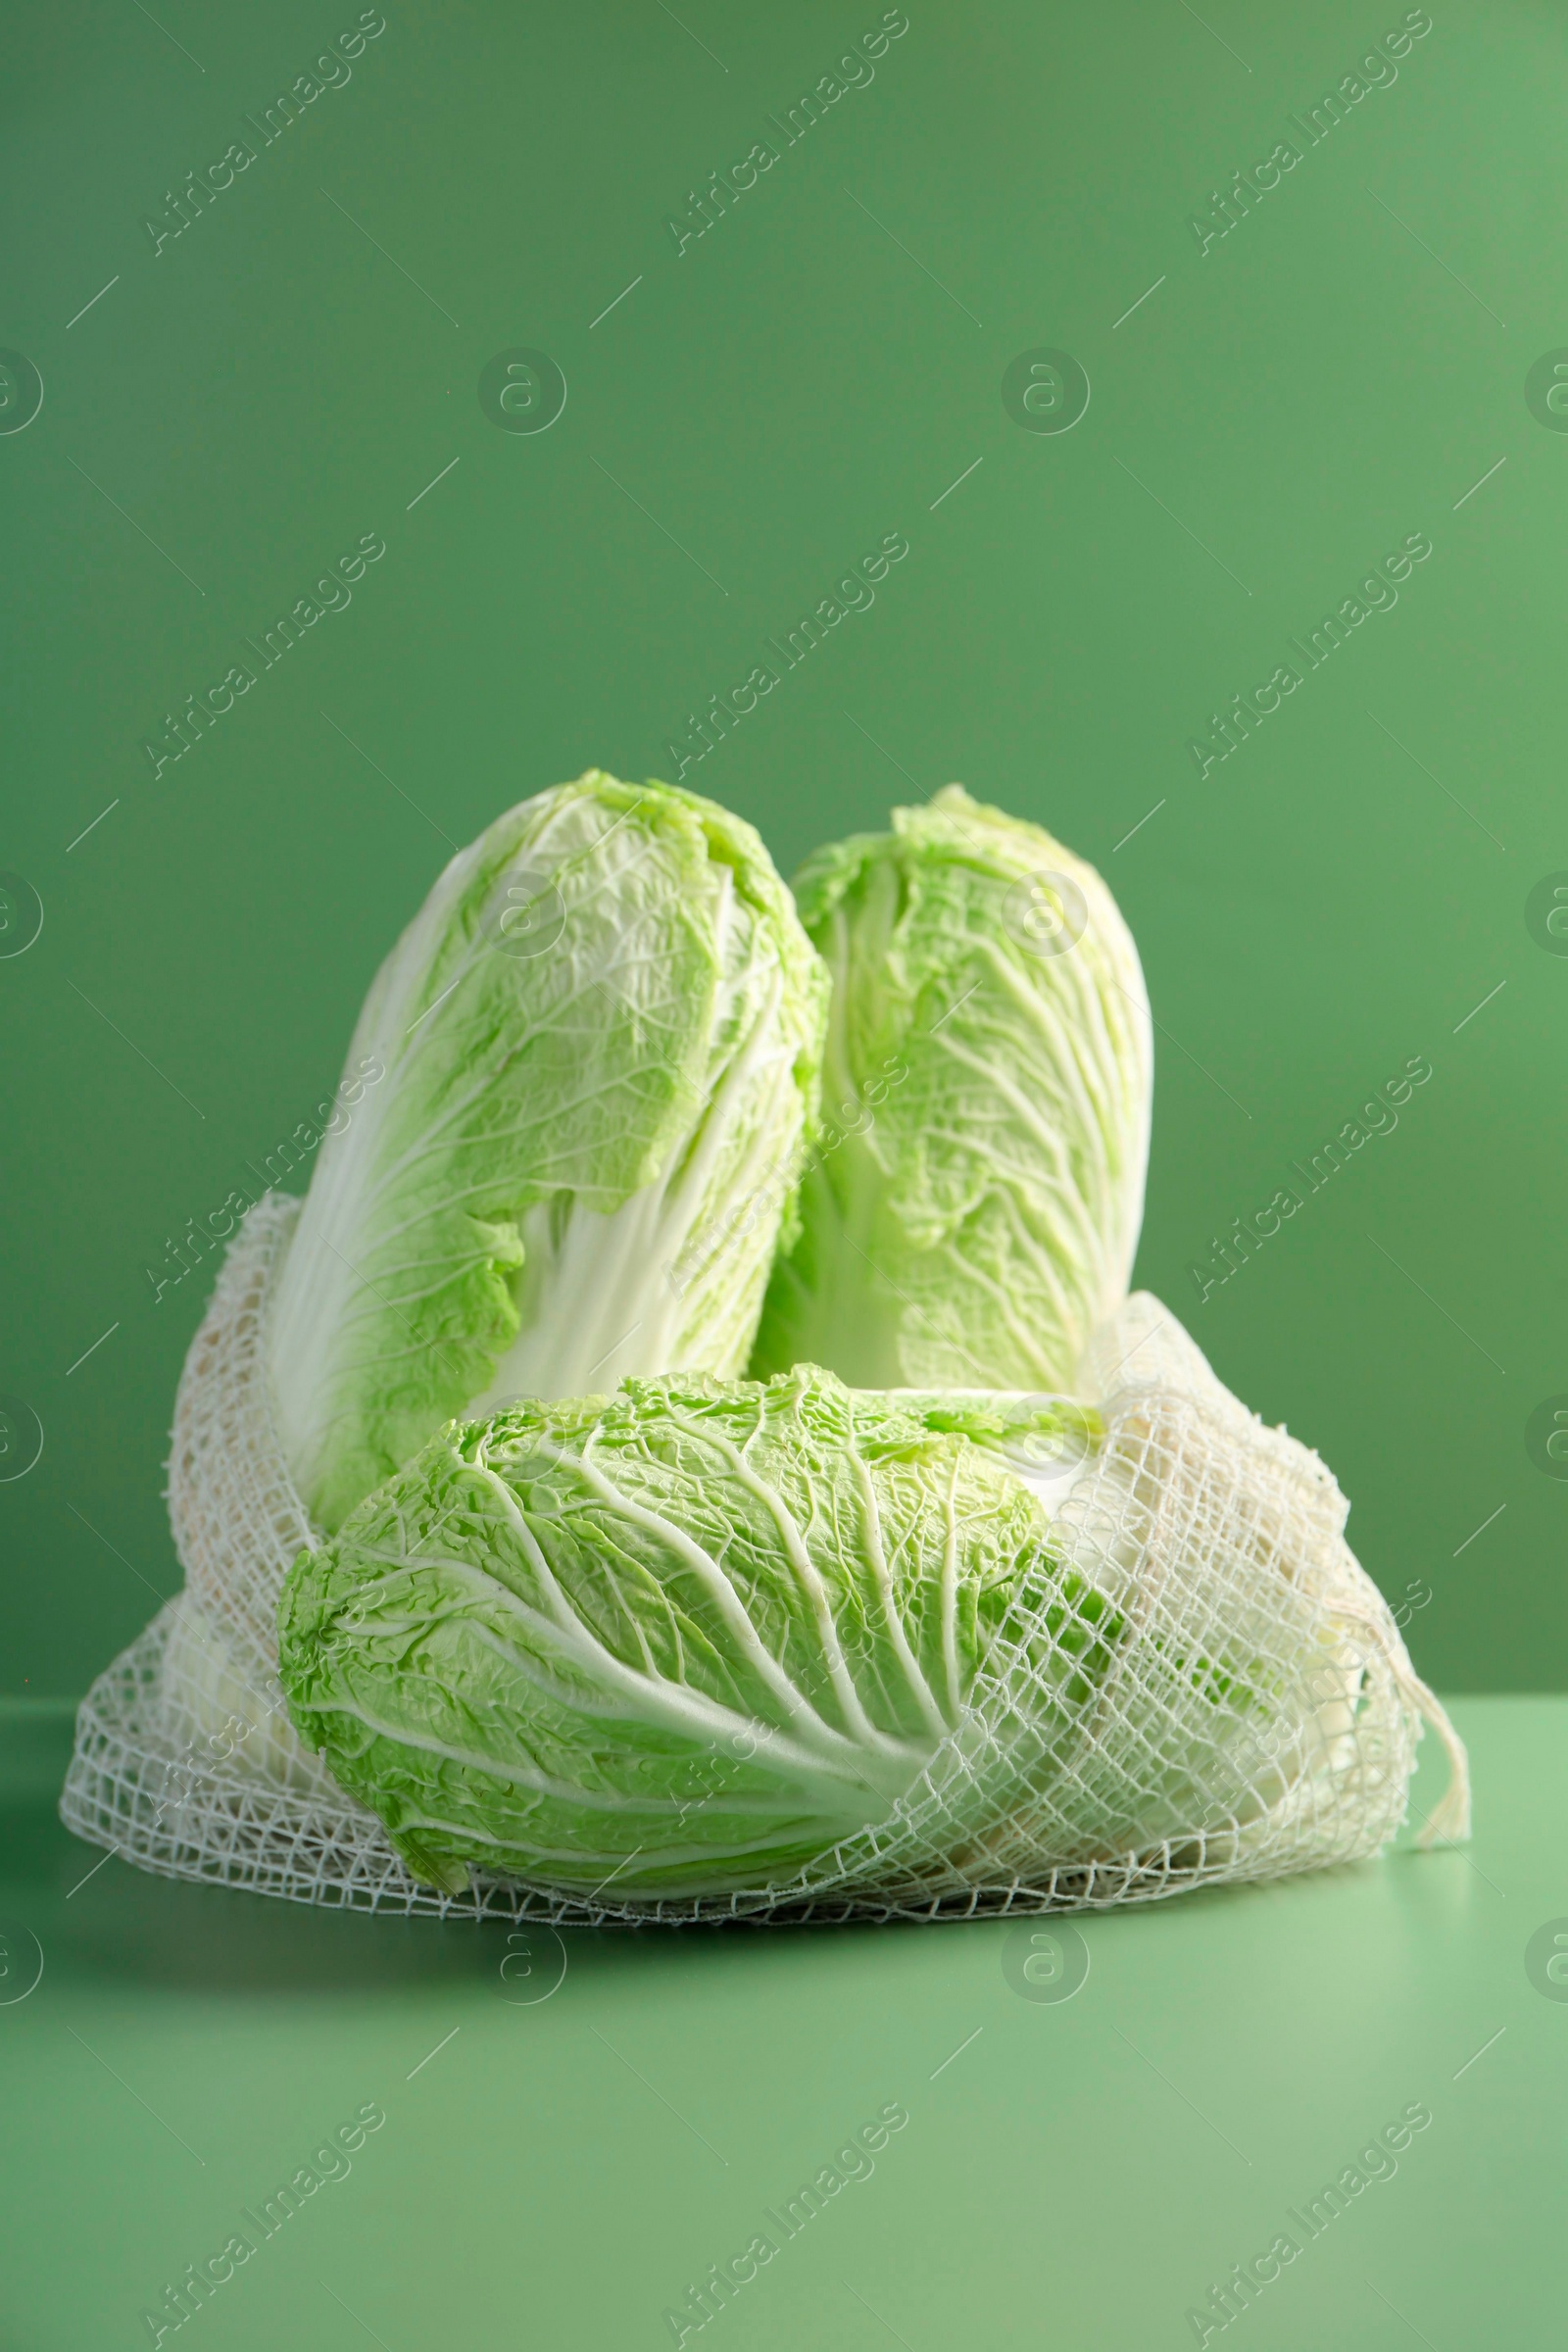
61;1200;1467;1924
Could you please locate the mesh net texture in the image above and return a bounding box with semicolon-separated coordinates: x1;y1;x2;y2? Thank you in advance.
60;1197;1468;1925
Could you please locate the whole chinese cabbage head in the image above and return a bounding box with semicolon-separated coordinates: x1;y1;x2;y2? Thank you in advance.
275;1366;1094;1897
751;785;1152;1394
267;773;828;1532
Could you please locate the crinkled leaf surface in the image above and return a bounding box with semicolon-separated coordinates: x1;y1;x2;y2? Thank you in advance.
277;1366;1059;1897
269;773;826;1531
751;786;1152;1394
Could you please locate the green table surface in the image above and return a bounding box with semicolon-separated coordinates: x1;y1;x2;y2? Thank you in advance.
2;1694;1556;2351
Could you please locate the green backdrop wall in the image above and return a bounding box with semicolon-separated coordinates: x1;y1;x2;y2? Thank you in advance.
3;0;1563;1696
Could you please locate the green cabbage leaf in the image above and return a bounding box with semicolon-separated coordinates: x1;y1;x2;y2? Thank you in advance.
276;1366;1086;1896
751;786;1152;1394
267;773;827;1532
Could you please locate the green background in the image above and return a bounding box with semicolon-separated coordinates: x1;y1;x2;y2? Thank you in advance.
6;0;1562;1701
4;5;1567;2346
3;0;1563;1695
